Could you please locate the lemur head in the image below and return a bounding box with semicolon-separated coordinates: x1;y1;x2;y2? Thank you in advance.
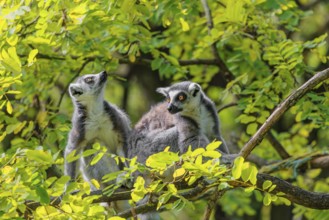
157;81;203;115
69;71;107;103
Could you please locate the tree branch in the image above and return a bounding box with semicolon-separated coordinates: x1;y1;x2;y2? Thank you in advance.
117;184;207;218
239;68;329;159
217;102;237;113
256;173;329;209
260;153;329;173
266;131;290;159
25;168;329;217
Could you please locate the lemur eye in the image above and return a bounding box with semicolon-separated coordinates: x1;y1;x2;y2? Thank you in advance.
84;77;94;84
178;95;185;101
166;98;171;103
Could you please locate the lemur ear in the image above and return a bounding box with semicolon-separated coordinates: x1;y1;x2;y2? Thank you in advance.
188;83;201;97
156;87;169;96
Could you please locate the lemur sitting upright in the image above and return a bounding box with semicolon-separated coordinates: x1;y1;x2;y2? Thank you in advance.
65;71;131;190
156;81;229;154
128;81;228;163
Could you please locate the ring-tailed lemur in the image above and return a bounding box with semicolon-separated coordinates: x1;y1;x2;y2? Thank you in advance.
65;71;131;190
127;81;229;220
128;81;229;163
157;81;229;154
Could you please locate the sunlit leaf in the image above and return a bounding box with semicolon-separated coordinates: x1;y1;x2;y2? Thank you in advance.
262;180;272;190
90;152;104;166
6;100;13;114
232;156;244;179
173;167;186;178
179;17;190;31
263;193;271;206
26;150;53;164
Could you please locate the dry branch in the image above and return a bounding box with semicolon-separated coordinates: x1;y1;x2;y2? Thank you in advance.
239;68;329;159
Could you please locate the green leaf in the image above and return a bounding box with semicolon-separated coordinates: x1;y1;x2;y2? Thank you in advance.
66;150;80;163
202;150;221;158
249;165;258;185
26;150;53;164
56;175;71;185
277;197;291;206
0;131;7;142
6;35;18;46
102;171;123;183
187;175;198;186
90;152;104;166
206;141;222;151
179;17;190;31
6;100;13;114
244;186;256;193
173;168;186;178
1;47;21;73
262;180;272;190
146;151;179;169
269;184;276;192
246;123;258;135
82;149;98;157
109;217;125;220
263;192;271;206
167;183;177;194
157;192;173;210
28;49;38;66
239;115;256;124
131;176;147;203
191;148;205;157
232;156;244;179
36;186;50;205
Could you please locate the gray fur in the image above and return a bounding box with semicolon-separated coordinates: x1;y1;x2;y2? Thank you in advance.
157;81;229;153
65;71;131;190
128;102;179;163
127;81;229;219
128;81;229;162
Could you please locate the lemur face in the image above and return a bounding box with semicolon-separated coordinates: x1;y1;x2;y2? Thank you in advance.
69;71;107;101
157;81;202;115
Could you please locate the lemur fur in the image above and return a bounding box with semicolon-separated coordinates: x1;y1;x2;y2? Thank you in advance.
128;81;228;163
64;71;131;190
157;81;229;154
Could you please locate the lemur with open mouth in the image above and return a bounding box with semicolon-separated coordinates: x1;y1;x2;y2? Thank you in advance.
65;71;131;190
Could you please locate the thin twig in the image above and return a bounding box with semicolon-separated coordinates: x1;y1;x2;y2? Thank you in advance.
217;102;237;113
202;189;225;220
56;59;92;110
200;0;234;82
266;131;290;159
239;68;329;159
260;152;329;173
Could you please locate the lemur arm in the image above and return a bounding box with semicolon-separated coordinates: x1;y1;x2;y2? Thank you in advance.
64;141;80;183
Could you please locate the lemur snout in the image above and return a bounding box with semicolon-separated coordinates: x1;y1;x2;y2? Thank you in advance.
99;71;107;82
167;103;180;114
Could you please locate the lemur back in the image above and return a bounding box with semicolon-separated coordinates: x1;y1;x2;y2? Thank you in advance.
128;102;179;163
65;71;131;189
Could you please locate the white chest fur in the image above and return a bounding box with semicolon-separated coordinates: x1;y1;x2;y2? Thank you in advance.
84;111;120;154
200;105;216;139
